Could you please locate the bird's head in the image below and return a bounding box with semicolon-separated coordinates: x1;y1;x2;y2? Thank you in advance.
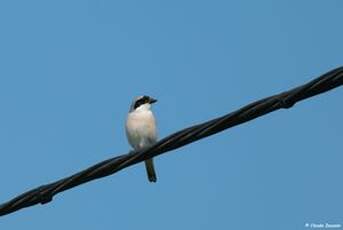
130;95;158;112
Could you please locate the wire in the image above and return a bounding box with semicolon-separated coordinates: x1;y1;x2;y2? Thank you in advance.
1;67;342;217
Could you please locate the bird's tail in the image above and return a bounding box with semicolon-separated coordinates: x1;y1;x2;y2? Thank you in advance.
144;158;157;183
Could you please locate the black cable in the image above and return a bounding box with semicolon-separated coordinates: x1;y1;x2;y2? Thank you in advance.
1;67;342;217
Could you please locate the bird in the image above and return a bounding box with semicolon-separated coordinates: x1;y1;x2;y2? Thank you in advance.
125;95;158;183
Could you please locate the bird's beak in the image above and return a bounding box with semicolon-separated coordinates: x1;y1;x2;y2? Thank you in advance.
149;97;158;104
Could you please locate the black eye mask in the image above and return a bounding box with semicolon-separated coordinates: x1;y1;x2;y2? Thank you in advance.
134;96;150;109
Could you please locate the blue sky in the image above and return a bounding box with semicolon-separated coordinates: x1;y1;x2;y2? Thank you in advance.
0;0;342;229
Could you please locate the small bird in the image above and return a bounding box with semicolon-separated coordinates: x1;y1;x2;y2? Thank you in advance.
125;95;158;183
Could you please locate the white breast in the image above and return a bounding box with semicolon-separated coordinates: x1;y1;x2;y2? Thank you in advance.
125;110;157;150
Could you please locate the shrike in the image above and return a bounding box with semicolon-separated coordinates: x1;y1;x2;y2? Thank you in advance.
125;95;158;183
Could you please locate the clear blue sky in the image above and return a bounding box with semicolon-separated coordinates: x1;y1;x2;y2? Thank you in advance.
0;1;342;229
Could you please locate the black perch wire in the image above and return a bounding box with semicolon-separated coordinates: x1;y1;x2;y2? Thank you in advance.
0;66;342;217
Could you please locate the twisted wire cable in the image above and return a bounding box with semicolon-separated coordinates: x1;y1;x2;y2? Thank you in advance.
1;66;342;217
